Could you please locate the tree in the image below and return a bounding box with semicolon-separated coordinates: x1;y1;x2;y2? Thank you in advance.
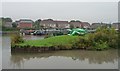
1;17;13;27
47;19;53;21
70;24;74;29
5;18;12;22
70;20;75;22
12;22;17;28
40;25;44;30
76;20;81;23
34;19;41;29
1;17;5;27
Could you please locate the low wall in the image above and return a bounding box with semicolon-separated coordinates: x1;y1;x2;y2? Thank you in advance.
11;45;82;53
11;46;56;53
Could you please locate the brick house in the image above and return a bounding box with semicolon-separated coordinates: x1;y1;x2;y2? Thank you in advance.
54;21;70;28
40;19;56;28
40;19;70;29
69;21;82;28
17;19;33;29
91;23;102;30
81;22;90;29
69;21;90;29
91;23;112;30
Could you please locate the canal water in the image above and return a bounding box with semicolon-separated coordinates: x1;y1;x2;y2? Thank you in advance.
2;35;119;69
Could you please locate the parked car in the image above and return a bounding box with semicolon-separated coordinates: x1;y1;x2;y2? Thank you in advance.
24;30;35;35
33;30;46;35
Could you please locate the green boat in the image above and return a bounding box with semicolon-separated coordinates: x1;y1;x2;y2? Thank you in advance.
68;28;87;36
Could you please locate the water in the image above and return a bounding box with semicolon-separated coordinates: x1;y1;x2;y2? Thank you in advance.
0;35;2;70
2;35;119;69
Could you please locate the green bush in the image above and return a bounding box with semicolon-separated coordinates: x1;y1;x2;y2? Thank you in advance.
93;40;109;50
2;27;19;31
90;27;117;50
75;26;118;50
117;30;120;49
72;36;88;49
11;34;24;45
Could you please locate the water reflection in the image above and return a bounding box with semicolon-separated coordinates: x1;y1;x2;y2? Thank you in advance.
2;36;118;69
10;50;118;69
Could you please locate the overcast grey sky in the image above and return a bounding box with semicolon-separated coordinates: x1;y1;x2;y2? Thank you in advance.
2;2;118;24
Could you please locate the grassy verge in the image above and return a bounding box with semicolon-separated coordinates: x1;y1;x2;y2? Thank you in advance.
12;26;119;51
15;35;80;48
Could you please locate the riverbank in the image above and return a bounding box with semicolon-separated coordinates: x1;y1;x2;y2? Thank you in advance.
11;27;119;52
11;35;80;52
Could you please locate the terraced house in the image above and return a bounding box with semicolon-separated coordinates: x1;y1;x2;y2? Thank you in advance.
40;19;56;28
54;20;70;28
40;19;70;29
91;23;114;30
69;21;82;28
17;19;34;29
81;22;90;29
91;23;102;30
69;21;90;29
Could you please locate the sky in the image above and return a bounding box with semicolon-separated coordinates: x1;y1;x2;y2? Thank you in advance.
1;0;120;2
1;1;119;24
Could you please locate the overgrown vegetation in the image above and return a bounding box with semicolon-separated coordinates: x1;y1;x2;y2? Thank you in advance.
12;26;118;51
2;27;19;31
73;26;118;50
11;34;24;46
15;35;79;47
0;17;19;31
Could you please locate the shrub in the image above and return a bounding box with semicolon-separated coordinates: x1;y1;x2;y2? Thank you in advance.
53;44;72;50
93;40;109;50
75;26;118;50
11;34;24;45
72;36;88;49
91;27;117;50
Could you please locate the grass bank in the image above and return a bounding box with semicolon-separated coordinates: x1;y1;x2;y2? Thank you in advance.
11;26;119;52
11;35;81;52
12;35;79;48
21;35;79;47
